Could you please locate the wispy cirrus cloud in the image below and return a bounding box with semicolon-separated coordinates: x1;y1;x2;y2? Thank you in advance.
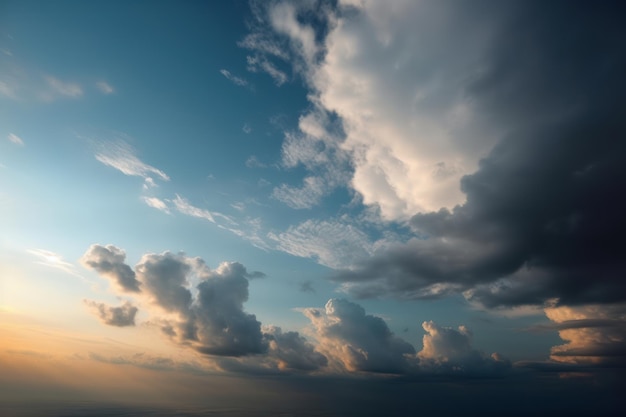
95;140;169;186
220;69;249;87
7;133;24;146
96;81;114;94
27;248;88;282
44;76;83;99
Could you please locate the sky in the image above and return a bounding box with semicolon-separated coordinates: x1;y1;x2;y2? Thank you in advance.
1;0;625;415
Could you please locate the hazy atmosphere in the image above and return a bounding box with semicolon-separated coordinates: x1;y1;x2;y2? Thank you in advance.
1;1;625;416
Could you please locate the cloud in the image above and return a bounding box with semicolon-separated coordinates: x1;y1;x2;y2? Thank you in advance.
96;81;114;94
95;140;170;185
418;321;510;375
304;1;626;310
303;298;415;373
7;133;23;146
543;304;626;366
264;325;328;371
81;244;141;293
269;218;377;269
27;248;87;281
242;123;252;134
220;69;249;87
142;196;170;214
84;300;138;327
44;76;82;98
172;194;216;223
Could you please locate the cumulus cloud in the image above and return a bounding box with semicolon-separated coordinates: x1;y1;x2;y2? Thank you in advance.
264;325;328;371
418;321;510;375
304;298;415;373
284;1;626;311
84;300;138;327
81;244;141;293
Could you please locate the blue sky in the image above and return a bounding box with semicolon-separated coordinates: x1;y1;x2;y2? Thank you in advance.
1;1;625;415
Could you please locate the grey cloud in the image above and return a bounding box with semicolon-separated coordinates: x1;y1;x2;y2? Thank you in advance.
264;326;328;371
81;244;141;293
333;1;626;309
188;262;266;356
135;252;193;314
84;300;138;327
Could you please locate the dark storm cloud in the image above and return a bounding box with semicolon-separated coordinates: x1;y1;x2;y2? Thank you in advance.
84;300;138;327
264;326;328;371
334;1;626;308
81;244;141;293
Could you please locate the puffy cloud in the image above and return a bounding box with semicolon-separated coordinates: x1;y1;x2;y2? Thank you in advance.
418;321;510;375
304;298;415;373
81;244;141;293
320;1;626;309
135;252;193;314
187;262;266;356
84;300;138;327
264;326;328;371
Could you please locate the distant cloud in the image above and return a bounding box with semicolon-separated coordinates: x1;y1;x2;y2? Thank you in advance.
299;281;315;293
0;48;12;56
79;244;511;377
245;155;266;168
81;244;141;293
242;123;252;134
96;81;114;94
84;300;138;327
44;76;82;99
95;140;169;186
27;248;86;281
220;69;248;87
142;196;170;214
7;133;23;146
544;304;626;367
418;321;510;375
246;55;287;86
303;298;415;373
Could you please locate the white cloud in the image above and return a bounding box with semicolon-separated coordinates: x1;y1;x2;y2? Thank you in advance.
220;69;249;87
242;123;252;134
0;81;17;99
172;194;216;223
246;55;288;86
96;81;114;94
252;0;501;221
7;133;24;146
95;140;169;183
27;248;87;281
269;218;377;269
142;196;170;214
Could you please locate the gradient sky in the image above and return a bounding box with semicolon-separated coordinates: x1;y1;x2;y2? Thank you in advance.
1;1;625;416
